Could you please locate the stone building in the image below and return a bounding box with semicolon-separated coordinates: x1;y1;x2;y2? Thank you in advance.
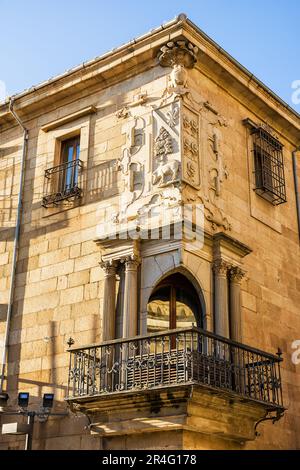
0;14;299;450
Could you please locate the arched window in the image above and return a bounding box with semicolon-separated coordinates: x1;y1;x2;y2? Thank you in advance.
147;272;203;334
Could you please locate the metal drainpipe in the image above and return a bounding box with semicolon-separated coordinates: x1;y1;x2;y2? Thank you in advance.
292;148;300;243
0;99;28;392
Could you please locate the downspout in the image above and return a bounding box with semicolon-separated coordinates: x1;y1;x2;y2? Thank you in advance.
0;99;28;392
292;147;300;243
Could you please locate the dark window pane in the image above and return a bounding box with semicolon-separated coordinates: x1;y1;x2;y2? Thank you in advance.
147;273;202;334
147;287;170;334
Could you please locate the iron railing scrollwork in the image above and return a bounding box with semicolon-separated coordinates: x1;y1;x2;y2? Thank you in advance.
67;327;283;409
42;159;83;207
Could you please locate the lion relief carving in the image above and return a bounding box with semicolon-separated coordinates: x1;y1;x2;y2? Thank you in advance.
152;160;180;187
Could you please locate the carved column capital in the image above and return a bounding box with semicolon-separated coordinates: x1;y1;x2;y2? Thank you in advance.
229;266;246;284
212;258;230;277
100;259;118;277
157;40;198;68
123;255;141;271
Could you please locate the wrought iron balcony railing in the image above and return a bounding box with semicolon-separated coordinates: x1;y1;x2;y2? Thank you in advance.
42;159;83;207
66;327;284;409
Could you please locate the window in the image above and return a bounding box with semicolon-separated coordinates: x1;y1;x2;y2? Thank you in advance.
42;135;83;207
60;136;81;194
147;273;203;335
252;127;286;205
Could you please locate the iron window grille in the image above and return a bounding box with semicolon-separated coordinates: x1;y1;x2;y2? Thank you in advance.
252;127;286;205
42;159;83;207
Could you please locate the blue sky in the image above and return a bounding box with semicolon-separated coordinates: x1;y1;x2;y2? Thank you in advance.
0;0;299;110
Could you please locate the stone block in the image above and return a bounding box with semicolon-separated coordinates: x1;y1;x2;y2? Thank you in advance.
141;256;163;288
60;286;84;306
84;282;98;300
70;243;81;259
57;275;68;290
39;247;69;267
90;266;103;283
0;252;9;266
68;269;90;288
59;319;75;335
28;268;41;283
45;436;81;450
75;314;99;333
41;260;74;280
241;291;257;312
74;253;98;272
23;291;60;314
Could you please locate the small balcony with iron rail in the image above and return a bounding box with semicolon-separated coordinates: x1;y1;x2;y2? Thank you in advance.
42;159;83;207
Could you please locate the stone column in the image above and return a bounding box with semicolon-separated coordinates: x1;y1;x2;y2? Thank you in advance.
213;259;230;338
229;266;245;343
100;260;118;341
123;256;140;338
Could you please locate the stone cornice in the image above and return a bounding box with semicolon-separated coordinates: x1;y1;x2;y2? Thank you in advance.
41;105;97;132
213;232;252;259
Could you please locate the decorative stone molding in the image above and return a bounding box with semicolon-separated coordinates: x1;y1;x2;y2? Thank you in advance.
259;122;278;138
182;105;200;188
123;254;141;271
154;127;173;161
158;40;198;101
204;205;231;232
212;258;230;277
213;232;252;260
115;93;148;120
183;114;199;135
158;40;198;69
166;104;180;128
152;159;180;187
100;259;118;276
229;266;246;284
115;107;130;120
178;99;230;232
204;101;229;127
208;133;229;199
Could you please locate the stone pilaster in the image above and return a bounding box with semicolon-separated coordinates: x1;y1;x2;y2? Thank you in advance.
213;258;230;338
123;256;141;338
229;266;246;343
100;260;118;341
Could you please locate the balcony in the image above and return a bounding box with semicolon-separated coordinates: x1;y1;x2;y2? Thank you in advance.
42;159;83;207
66;327;283;409
66;327;284;446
